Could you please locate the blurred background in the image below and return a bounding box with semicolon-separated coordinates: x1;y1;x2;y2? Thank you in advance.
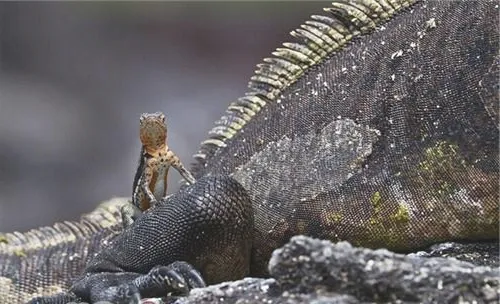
0;2;328;231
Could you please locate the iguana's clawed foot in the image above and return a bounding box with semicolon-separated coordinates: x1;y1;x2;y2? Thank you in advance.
30;262;209;304
135;262;206;296
106;262;205;304
68;261;205;303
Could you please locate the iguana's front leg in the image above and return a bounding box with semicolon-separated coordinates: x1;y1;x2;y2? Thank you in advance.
27;262;203;304
68;262;205;304
34;175;254;304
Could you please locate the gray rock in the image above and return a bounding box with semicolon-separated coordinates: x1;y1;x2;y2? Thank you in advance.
174;236;499;304
270;236;499;303
410;241;499;267
174;277;359;304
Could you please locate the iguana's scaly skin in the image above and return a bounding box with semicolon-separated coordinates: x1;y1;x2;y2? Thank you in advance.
1;0;499;303
0;198;127;303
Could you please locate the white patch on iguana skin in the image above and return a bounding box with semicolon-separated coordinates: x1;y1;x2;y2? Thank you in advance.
232;118;380;204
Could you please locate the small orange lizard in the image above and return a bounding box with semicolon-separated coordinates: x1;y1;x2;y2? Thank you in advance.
122;112;196;226
132;112;196;212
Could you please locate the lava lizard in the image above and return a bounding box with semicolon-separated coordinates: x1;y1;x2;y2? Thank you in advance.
122;112;196;227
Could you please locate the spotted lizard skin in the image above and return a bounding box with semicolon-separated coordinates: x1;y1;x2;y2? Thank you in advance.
132;112;195;211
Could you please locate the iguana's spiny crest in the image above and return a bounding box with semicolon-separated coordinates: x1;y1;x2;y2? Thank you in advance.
192;0;418;169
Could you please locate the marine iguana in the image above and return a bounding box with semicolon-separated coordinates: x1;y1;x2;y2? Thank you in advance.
0;0;498;303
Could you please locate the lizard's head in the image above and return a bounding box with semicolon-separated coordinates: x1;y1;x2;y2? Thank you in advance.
139;112;167;150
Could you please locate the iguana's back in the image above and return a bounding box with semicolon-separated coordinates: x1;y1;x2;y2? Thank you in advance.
189;0;499;276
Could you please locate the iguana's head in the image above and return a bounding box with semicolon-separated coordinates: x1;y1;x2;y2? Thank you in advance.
139;112;167;152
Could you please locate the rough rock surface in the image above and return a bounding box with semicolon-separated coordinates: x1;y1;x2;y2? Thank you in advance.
174;236;499;304
410;242;499;267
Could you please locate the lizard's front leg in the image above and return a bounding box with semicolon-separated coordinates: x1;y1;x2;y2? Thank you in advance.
121;158;159;229
121;158;160;230
169;151;196;185
140;158;159;208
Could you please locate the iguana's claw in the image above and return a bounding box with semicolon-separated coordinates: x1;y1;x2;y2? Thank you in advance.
168;261;206;289
146;261;206;295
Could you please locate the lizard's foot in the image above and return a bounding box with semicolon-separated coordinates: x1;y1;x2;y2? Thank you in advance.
121;203;144;228
148;198;159;208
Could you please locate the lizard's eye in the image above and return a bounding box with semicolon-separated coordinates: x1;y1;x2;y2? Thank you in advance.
159;113;166;122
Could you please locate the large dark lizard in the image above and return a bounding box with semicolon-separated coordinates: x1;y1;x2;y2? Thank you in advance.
1;0;498;303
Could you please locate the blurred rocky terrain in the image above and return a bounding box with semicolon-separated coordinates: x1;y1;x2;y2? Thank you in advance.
0;2;327;231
